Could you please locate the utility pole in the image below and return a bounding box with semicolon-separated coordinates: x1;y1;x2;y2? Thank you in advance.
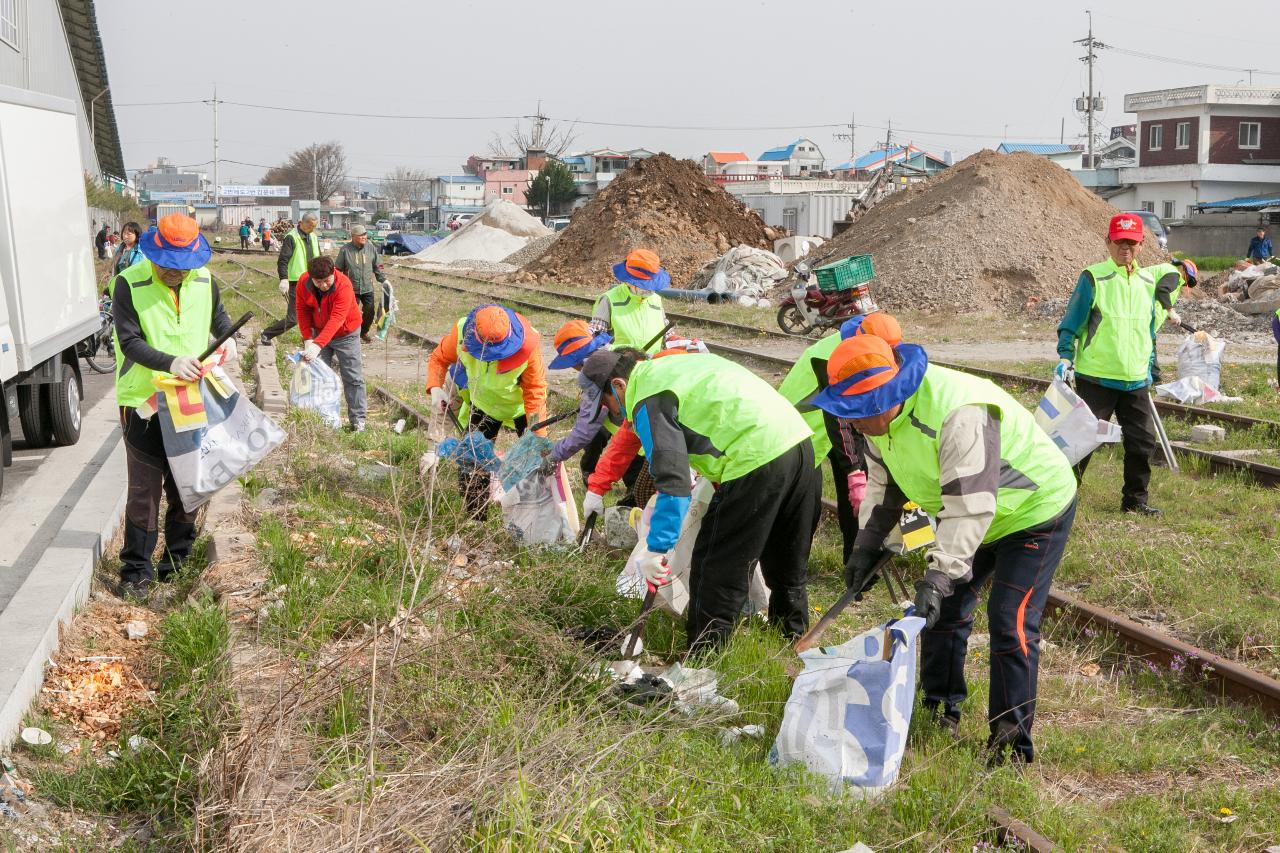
211;85;220;223
1074;11;1102;169
833;111;856;164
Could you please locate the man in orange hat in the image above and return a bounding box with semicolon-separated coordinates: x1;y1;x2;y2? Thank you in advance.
813;336;1077;765
589;249;670;354
426;305;548;518
112;214;235;597
1057;213;1161;515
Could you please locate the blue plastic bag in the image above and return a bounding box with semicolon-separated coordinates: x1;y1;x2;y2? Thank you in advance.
769;614;925;797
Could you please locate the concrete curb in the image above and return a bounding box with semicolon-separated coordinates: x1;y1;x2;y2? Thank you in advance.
0;441;126;746
255;342;287;416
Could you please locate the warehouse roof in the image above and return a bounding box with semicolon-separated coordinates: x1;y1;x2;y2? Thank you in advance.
58;0;125;180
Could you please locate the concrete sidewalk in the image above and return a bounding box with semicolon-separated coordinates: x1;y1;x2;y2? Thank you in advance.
0;389;126;745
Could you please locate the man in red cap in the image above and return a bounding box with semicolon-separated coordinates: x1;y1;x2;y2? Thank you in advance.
813;335;1077;765
426;305;547;518
1056;213;1161;515
112;214;235;597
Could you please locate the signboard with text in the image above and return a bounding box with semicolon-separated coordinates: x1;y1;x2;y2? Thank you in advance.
218;185;290;198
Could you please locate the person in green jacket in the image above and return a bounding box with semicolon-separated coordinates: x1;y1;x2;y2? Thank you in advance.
582;348;820;652
1056;213;1161;515
814;334;1078;765
589;248;669;354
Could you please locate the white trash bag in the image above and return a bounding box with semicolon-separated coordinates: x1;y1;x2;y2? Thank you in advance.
287;353;343;428
1175;332;1225;391
1034;378;1121;465
617;477;770;617
498;464;576;547
770;614;925;797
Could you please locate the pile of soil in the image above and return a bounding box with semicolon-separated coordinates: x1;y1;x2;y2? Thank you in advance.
519;153;774;287
415;200;551;266
801;150;1164;313
502;233;558;266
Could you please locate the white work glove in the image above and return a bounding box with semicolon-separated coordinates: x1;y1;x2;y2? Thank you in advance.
1054;358;1074;384
169;355;203;381
418;449;439;477
429;386;450;413
1167;309;1182;327
218;336;238;365
279;278;290;297
582;490;605;520
302;340;321;362
635;547;671;588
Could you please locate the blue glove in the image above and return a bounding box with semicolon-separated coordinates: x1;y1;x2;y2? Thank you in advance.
1054;358;1074;383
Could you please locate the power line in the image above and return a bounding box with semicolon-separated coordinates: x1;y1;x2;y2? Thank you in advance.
115;99;206;107
218;100;526;121
1101;43;1280;78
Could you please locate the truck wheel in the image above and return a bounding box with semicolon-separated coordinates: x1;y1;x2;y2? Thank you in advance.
50;362;83;446
17;384;53;449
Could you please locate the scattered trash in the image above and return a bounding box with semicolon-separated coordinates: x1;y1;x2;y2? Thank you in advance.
393;418;406;434
126;734;156;753
1155;376;1241;405
123;620;148;641
356;461;394;482
683;245;789;305
566;625;627;656
1079;662;1101;678
19;728;51;747
663;664;740;716
1;758;33;820
617;673;674;706
720;724;765;745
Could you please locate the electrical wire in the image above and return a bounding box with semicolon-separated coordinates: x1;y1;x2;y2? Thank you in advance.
1101;43;1280;78
218;100;526;121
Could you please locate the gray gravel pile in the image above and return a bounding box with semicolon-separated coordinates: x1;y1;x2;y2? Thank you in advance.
503;233;559;267
445;259;518;274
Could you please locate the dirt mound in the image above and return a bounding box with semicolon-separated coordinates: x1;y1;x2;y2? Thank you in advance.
503;233;558;266
415;200;551;265
802;150;1164;313
520;153;773;287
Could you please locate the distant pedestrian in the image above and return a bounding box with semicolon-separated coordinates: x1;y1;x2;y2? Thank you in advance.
111;221;145;278
260;223;272;251
334;224;389;343
295;256;367;432
260;211;319;344
239;220;251;249
1247;228;1272;264
94;224;111;259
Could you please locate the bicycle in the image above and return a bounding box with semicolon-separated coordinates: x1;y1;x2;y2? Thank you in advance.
80;295;116;374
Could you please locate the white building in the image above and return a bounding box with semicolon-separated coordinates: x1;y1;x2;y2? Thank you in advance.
996;143;1084;170
758;138;825;177
735;192;859;239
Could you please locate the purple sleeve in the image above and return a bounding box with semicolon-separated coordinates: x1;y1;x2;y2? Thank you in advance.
1271;313;1280;343
551;376;607;463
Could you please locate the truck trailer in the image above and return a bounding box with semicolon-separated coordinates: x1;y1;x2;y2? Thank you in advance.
0;84;102;497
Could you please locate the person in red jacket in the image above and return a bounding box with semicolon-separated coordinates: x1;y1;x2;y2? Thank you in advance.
296;255;367;431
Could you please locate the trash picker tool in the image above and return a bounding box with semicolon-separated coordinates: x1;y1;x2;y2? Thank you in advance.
793;553;895;653
622;582;658;659
1146;391;1180;474
201;312;253;361
574;511;599;553
643;320;676;353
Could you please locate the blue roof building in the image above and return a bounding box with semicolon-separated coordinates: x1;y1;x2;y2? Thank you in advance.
756;138;824;176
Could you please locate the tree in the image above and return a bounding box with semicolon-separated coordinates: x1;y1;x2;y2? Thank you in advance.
488;112;577;161
381;165;431;209
261;142;347;202
524;161;577;217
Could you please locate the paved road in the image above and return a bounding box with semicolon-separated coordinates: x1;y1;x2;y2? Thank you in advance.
0;370;119;612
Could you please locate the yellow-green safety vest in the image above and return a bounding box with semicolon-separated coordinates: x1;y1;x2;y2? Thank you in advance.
1146;261;1184;330
1073;258;1156;383
598;284;666;354
867;365;1076;542
625;353;812;482
113;262;215;408
776;333;840;466
454;317;530;422
286;228;320;282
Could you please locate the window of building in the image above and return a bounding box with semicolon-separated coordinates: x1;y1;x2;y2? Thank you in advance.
0;0;17;49
1141;201;1155;213
1239;121;1261;149
1162;201;1175;219
502;186;513;195
1175;122;1190;149
1148;124;1163;151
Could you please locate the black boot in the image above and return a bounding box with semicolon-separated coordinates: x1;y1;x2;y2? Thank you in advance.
1121;500;1162;517
924;700;961;738
118;521;157;596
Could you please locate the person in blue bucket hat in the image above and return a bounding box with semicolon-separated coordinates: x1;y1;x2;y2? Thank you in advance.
812;334;1078;765
588;248;670;355
111;214;235;599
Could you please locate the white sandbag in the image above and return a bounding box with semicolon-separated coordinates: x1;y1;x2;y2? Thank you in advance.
498;463;575;547
1034;378;1121;465
1176;332;1225;390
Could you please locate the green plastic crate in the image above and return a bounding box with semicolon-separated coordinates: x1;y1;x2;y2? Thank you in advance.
813;255;875;291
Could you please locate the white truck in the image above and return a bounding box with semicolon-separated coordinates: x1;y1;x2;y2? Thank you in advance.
0;84;101;498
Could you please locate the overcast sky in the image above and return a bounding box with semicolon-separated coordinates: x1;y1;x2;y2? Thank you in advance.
99;0;1276;187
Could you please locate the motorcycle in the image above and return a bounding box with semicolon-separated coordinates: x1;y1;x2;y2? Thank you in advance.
775;262;878;336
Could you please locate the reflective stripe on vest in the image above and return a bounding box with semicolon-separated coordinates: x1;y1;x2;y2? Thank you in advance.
113;262;215;408
776;334;840;466
286;229;320;281
600;284;666;354
867;365;1076;543
1074;259;1156;383
625;353;812;482
453;318;529;422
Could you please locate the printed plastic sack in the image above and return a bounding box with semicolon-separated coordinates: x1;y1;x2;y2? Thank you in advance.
1034;378;1121;465
769;614;925;797
287;353;342;428
616;478;770;617
499;463;576;546
1176;332;1225;391
151;364;286;513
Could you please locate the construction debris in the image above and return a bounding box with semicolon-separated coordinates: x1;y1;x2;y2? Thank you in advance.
681;246;787;306
801;150;1164;312
413;200;551;268
519;153;773;287
502;233;558;267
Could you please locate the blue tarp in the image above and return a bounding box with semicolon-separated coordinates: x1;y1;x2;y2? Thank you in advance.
383;232;441;255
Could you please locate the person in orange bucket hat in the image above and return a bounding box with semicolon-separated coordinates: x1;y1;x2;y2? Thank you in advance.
588;248;671;355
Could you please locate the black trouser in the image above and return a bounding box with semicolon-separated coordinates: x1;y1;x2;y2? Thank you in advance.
823;411;864;563
687;441;820;652
579;427;644;504
262;238;272;252
358;291;376;337
240;236;249;249
460;408;527;519
261;281;298;341
919;500;1075;763
119;408;198;584
1072;377;1157;506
